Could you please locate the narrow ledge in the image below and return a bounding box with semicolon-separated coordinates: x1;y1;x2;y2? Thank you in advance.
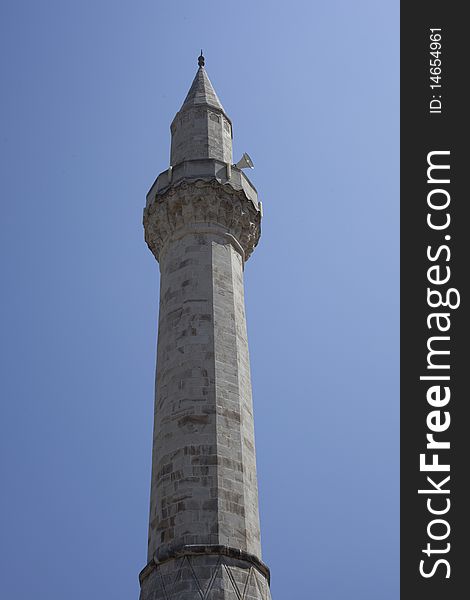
138;544;271;585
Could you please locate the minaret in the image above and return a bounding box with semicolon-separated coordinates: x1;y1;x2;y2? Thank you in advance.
139;53;271;600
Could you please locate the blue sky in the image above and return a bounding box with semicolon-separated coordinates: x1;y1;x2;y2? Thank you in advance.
0;1;399;598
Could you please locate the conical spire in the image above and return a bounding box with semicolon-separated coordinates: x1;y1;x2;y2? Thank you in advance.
180;60;225;113
170;54;232;166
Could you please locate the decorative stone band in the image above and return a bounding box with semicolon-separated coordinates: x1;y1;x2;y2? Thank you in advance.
139;544;270;585
143;179;261;263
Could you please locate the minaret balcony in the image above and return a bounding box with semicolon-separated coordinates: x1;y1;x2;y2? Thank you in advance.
146;158;259;213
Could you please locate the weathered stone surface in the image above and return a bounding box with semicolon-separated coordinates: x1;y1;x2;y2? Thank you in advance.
145;224;261;560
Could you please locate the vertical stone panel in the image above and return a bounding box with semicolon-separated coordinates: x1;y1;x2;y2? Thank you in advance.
230;247;261;556
148;233;218;560
212;242;261;557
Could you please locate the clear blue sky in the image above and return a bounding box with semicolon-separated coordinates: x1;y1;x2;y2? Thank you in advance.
0;1;399;598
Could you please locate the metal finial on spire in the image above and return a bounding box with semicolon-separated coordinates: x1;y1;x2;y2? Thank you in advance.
198;50;205;68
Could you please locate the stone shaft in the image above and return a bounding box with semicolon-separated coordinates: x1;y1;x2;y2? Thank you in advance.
148;228;261;560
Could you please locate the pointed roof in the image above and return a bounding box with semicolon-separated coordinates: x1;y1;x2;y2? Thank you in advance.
180;65;225;113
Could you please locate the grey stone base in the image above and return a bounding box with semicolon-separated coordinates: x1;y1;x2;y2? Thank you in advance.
139;548;271;600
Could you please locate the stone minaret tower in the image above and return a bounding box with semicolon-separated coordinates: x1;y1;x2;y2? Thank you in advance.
139;54;271;600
